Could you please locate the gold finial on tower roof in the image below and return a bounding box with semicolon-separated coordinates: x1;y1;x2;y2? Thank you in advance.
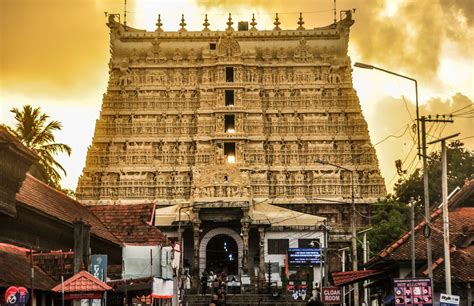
273;13;281;31
179;14;187;32
250;13;257;31
203;14;210;31
226;13;234;31
297;12;305;30
155;14;163;32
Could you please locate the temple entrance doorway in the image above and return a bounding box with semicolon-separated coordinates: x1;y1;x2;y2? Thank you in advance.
199;227;243;276
206;234;238;275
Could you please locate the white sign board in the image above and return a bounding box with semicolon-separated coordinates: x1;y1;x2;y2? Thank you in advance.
440;293;460;306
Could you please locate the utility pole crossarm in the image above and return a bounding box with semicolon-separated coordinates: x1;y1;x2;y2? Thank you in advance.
421;118;454;123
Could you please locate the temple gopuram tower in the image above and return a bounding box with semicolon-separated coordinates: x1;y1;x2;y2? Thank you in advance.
77;11;386;279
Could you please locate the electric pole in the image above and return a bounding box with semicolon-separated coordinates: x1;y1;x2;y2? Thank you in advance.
419;115;453;283
428;133;459;295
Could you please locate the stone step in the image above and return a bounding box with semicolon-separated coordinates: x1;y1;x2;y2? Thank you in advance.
183;293;308;306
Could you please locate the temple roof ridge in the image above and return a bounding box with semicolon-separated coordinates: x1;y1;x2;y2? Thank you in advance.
106;11;354;37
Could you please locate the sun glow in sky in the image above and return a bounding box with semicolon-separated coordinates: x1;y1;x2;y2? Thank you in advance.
1;0;472;193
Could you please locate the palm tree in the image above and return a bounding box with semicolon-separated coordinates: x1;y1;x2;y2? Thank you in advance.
7;105;72;188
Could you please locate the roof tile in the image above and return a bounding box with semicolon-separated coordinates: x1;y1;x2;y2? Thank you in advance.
16;174;120;245
51;270;112;292
88;204;167;244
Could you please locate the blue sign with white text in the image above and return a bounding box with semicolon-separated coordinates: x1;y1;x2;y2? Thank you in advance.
288;248;321;266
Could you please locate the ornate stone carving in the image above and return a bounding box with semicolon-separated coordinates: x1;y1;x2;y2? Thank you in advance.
78;15;386;208
293;38;313;63
217;33;241;58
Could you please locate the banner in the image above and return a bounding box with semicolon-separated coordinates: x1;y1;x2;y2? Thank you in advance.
91;254;107;281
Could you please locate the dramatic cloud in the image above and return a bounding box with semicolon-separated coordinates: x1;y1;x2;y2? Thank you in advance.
366;93;473;190
0;0;116;99
196;0;474;83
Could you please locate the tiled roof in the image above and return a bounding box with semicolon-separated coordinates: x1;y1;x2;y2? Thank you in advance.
367;179;474;283
32;251;75;282
0;243;57;290
332;270;384;286
51;270;112;292
372;179;474;263
16;174;120;245
380;208;474;263
88;204;167;245
423;245;474;283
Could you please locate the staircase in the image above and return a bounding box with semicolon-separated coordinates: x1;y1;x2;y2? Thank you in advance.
182;293;309;306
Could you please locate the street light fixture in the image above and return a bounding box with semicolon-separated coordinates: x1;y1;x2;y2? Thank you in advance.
315;159;358;305
353;62;434;281
353;62;420;157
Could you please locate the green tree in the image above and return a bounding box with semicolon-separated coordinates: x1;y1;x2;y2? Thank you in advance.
394;140;473;205
367;197;411;253
367;141;472;253
6;105;72;188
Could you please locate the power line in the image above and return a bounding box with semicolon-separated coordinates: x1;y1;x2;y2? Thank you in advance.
372;124;410;147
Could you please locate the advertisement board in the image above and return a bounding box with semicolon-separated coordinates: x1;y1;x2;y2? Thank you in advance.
287;248;321;266
393;278;432;305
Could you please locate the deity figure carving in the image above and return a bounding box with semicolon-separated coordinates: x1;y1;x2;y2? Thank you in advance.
173;48;183;62
276;47;287;62
130;48;140;63
185;70;195;85
262;48;272;62
173;70;183;86
293;38;313;62
118;69;132;87
202;69;210;83
217;33;241;58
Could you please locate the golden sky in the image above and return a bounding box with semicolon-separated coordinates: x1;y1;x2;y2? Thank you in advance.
1;0;473;192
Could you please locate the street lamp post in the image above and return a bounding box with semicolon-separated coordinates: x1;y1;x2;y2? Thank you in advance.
315;159;358;305
309;240;324;292
353;62;434;281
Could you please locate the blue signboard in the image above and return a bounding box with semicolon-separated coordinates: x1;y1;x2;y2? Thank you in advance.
91;254;107;281
288;248;321;266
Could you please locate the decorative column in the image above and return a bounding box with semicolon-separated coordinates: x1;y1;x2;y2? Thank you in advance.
258;226;266;280
241;211;251;274
192;220;201;290
177;227;185;274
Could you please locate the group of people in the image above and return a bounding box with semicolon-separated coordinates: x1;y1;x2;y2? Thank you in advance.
200;270;229;306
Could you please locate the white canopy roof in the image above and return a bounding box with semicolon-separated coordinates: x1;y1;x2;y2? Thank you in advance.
154;201;325;227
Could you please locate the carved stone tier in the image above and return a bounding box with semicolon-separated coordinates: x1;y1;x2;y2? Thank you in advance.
77;13;386;214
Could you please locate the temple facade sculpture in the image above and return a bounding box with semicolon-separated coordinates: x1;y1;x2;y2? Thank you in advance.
77;12;386;282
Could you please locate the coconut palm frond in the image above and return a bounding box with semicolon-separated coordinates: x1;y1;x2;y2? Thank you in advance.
8;105;71;188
